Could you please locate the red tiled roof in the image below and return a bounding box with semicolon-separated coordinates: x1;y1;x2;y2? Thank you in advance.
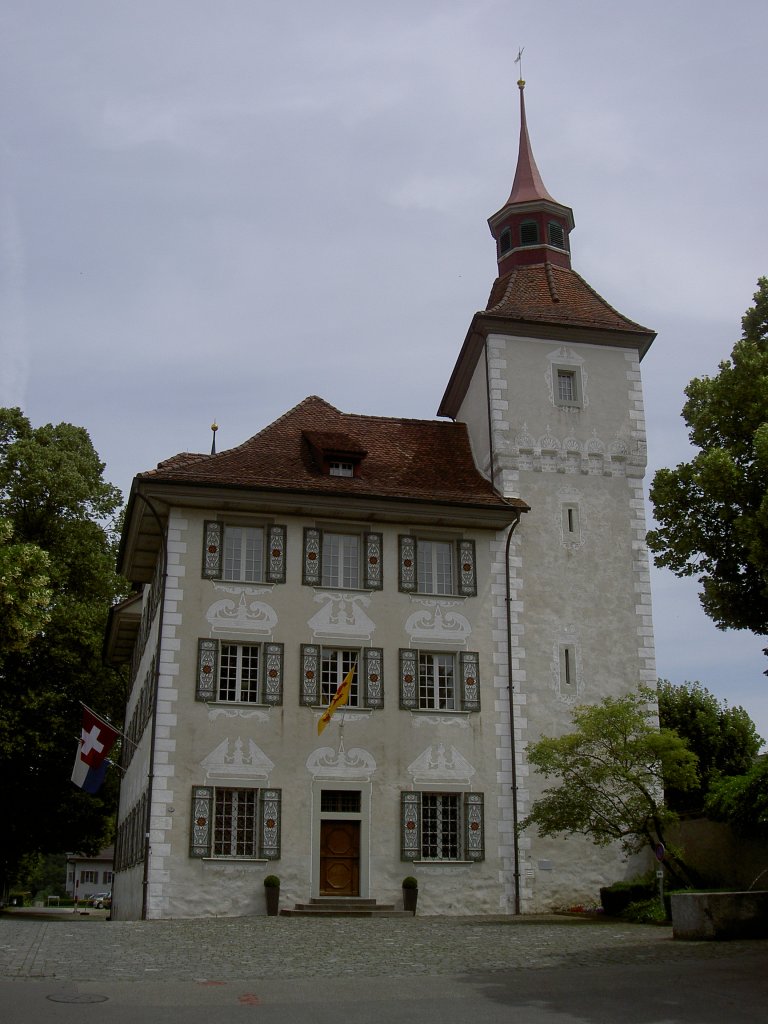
140;396;526;511
484;264;654;336
487;262;655;333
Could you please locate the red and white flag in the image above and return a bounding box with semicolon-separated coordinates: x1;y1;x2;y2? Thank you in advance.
71;706;119;793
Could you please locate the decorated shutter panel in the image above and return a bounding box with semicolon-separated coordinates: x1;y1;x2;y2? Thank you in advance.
464;792;485;861
266;524;287;584
459;650;480;711
262;643;284;706
401;791;421;861
398;535;417;593
300;644;320;706
196;638;218;701
190;786;213;857
363;647;384;709
202;520;222;579
399;648;418;710
302;527;322;586
363;532;383;590
457;539;477;597
260;788;281;860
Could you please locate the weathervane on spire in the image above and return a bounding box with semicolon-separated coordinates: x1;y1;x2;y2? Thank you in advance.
515;46;525;87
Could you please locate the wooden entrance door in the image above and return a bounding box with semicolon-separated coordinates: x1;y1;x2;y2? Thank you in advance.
319;821;360;896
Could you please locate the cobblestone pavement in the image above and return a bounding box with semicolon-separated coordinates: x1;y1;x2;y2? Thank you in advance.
1;912;763;982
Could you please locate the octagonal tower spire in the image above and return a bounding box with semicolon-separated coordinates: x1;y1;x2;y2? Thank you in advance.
488;79;575;276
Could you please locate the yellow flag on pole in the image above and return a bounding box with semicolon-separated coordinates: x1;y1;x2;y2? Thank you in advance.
317;661;357;735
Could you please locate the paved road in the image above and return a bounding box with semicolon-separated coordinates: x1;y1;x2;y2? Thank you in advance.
1;910;766;1023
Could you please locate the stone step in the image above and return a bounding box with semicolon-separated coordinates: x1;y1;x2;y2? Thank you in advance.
280;897;412;918
280;907;412;917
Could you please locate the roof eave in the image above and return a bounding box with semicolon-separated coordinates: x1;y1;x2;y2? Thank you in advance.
119;475;527;584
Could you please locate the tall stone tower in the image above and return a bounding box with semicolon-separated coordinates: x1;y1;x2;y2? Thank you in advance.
439;79;658;910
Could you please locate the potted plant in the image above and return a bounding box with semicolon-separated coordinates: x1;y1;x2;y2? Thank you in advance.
264;875;280;917
402;876;418;915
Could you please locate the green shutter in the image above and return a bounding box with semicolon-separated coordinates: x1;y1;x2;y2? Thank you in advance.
364;532;383;590
398;535;417;593
459;650;480;712
457;539;477;596
260;789;281;860
267;524;287;584
363;647;384;708
303;527;322;586
263;643;284;705
464;792;484;861
399;648;418;710
190;786;213;857
196;638;218;701
202;521;222;579
401;791;421;861
300;644;320;706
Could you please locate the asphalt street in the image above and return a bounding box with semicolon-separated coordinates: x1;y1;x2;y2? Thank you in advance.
1;910;766;1024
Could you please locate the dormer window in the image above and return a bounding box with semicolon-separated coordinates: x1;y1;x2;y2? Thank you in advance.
499;227;512;255
302;430;367;477
520;220;539;246
547;221;565;249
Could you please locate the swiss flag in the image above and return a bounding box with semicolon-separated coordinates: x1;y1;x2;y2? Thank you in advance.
71;707;119;792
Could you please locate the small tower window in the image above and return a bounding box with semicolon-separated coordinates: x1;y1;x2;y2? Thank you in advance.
547;222;565;249
499;228;512;255
520;220;539;246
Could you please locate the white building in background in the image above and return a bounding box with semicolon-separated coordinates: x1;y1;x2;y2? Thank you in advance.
105;81;656;919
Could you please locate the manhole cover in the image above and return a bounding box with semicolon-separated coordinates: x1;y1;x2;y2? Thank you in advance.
47;994;109;1004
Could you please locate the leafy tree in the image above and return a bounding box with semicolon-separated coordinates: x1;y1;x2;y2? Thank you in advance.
0;408;126;896
520;689;700;886
0;517;51;658
657;679;763;814
706;756;768;838
647;278;768;658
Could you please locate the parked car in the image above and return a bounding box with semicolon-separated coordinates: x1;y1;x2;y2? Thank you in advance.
89;892;111;909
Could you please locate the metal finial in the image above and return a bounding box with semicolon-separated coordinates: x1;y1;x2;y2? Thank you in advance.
210;420;218;456
514;45;525;86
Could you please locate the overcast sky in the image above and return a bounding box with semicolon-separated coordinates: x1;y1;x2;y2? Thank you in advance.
2;1;767;740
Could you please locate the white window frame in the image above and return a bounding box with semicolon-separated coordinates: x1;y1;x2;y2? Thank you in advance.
328;461;354;477
222;525;265;583
416;540;455;596
553;364;583;408
321;532;361;589
320;647;360;709
421;793;461;860
418;652;456;711
218;642;262;703
213;787;260;857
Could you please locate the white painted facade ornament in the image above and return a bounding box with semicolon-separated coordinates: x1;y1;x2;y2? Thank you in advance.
404;601;471;646
308;591;376;639
306;740;377;780
407;743;476;784
201;737;274;781
205;586;278;635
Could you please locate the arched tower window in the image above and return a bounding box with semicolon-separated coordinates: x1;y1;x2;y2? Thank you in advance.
520;221;539;247
499;228;512;255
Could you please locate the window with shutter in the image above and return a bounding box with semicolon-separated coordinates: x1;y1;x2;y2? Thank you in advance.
195;639;283;706
303;528;382;590
301;645;383;710
190;786;281;859
202;521;286;584
400;791;484;862
399;536;476;596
